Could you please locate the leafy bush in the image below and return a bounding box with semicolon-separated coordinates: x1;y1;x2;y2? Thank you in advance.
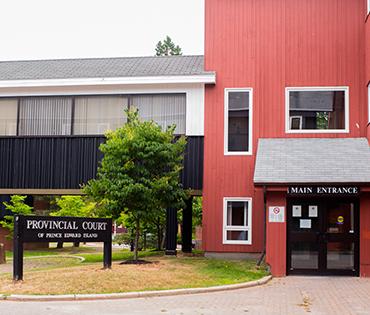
0;195;33;238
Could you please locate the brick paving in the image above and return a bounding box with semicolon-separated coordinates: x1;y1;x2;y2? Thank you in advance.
0;276;370;315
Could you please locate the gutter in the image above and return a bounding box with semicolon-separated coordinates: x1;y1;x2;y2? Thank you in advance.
0;74;217;88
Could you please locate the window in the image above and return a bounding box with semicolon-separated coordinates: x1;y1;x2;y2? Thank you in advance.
0;99;17;135
18;97;73;136
74;96;128;135
224;88;252;155
0;93;187;136
223;198;252;245
286;87;349;133
130;94;186;134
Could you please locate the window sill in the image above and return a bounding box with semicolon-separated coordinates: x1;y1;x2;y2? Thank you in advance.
224;151;253;156
285;129;349;134
222;241;252;245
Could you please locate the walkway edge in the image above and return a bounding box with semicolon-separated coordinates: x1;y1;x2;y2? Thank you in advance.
0;275;272;302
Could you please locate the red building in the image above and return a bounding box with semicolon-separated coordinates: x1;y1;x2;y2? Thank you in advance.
203;0;370;276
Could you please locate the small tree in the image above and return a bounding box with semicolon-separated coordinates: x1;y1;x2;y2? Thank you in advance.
0;195;33;238
84;109;187;261
155;36;182;56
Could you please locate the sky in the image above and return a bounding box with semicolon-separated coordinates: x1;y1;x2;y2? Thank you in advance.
0;0;204;61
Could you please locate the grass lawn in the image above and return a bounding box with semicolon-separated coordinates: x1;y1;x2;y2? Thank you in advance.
0;253;268;295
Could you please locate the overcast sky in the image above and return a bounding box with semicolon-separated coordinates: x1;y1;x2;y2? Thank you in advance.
0;0;204;61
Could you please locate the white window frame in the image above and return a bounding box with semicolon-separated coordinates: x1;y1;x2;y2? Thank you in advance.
223;197;252;245
285;86;350;134
368;0;370;15
224;88;253;155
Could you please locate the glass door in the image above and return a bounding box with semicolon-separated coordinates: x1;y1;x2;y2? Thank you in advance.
287;198;359;276
325;202;359;273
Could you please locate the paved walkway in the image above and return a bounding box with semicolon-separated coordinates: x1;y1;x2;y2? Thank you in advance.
1;276;370;315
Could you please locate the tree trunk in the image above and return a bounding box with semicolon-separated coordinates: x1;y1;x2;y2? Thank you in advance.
133;218;140;261
57;242;63;249
161;229;166;251
73;242;80;247
143;232;147;251
156;220;161;251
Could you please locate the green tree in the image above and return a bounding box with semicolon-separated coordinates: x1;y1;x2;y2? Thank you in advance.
50;195;97;248
155;36;182;56
0;195;33;238
192;196;202;229
50;196;96;218
84;109;187;261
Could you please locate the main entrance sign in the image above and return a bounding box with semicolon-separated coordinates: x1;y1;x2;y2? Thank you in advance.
13;215;112;281
288;186;359;196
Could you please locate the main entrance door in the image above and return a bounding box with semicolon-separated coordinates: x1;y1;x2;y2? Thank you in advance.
287;198;359;276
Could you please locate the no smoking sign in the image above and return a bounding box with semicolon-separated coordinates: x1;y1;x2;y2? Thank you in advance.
269;206;285;223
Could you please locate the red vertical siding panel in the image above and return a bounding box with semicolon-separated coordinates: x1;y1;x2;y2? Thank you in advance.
360;193;370;276
203;0;367;254
366;14;370;142
266;191;287;277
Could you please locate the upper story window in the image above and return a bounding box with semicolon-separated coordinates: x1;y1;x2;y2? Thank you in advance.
223;197;252;245
286;87;349;133
131;94;186;134
224;88;253;155
0;99;18;136
74;96;128;135
0;94;186;136
18;97;73;136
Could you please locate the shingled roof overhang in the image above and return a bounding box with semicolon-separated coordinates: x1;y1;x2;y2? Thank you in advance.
253;138;370;185
0;55;216;87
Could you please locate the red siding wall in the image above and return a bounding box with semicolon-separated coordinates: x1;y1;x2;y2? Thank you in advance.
366;13;370;142
204;0;368;253
266;191;287;276
360;193;370;276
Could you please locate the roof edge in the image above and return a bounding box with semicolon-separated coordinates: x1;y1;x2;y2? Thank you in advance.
0;74;216;88
0;54;204;64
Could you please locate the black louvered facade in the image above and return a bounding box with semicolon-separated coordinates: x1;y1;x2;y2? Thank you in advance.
0;136;203;191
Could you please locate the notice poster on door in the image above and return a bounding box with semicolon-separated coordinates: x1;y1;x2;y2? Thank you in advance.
292;205;302;217
300;219;312;229
269;206;285;223
309;205;318;217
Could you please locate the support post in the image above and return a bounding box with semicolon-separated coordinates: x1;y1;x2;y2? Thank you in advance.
103;239;112;269
13;215;24;281
165;208;178;255
103;218;112;269
182;197;193;253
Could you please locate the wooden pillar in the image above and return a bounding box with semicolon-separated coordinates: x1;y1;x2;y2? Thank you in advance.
182;197;193;253
165;208;178;255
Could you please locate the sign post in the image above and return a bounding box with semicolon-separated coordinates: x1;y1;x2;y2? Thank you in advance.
13;215;112;281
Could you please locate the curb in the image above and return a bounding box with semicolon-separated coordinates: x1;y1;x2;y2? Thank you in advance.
0;275;272;302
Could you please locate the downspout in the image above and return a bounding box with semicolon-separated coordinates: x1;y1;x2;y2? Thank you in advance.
257;185;267;266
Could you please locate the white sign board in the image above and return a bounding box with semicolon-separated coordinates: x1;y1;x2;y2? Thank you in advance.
292;205;302;217
300;219;312;229
309;205;318;217
268;206;285;223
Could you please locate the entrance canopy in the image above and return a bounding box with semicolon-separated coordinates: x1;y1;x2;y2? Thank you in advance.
254;138;370;184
